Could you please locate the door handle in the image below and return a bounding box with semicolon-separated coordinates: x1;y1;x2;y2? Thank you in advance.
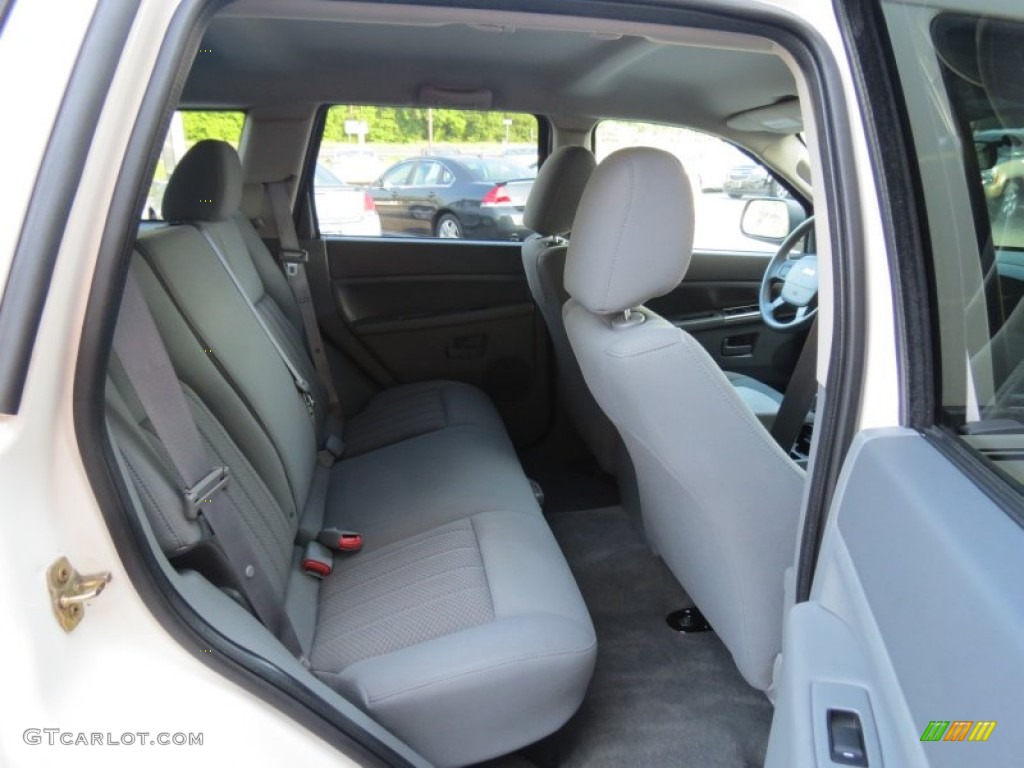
722;333;756;357
446;333;487;359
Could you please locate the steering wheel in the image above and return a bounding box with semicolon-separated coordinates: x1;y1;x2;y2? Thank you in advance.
758;215;817;332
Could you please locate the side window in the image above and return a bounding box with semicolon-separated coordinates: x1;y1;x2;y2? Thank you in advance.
593;121;786;253
143;110;245;220
381;162;414;187
314;105;539;240
884;9;1024;489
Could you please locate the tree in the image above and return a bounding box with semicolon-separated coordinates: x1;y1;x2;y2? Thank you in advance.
181;111;245;146
320;105;537;145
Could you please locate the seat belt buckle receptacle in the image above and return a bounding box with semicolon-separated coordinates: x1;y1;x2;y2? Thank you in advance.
317;433;346;466
318;528;363;552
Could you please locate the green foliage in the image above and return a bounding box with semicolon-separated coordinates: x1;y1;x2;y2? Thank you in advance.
322;105;535;144
181;111;245;147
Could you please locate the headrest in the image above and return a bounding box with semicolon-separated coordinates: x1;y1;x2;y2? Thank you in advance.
978;18;1024;127
523;146;597;236
162;140;243;222
565;147;694;314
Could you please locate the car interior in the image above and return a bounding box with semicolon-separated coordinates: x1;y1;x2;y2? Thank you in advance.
101;2;828;766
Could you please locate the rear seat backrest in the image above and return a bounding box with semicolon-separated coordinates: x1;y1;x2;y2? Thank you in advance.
105;371;296;598
160;139;333;436
130;253;303;518
135;228;318;516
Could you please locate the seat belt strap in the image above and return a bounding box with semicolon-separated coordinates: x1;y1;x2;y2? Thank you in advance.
266;180;343;420
114;272;305;661
193;225;318;423
770;318;819;454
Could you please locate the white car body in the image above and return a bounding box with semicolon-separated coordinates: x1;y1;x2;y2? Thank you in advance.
1;0;1020;766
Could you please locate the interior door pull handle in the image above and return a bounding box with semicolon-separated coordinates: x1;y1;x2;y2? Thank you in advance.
446;333;486;359
722;334;755;357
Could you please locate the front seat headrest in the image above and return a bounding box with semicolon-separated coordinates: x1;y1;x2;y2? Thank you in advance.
162;139;243;223
565;147;694;315
523;146;597;236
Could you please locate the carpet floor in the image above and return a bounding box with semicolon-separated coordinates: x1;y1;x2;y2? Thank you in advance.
518;505;774;768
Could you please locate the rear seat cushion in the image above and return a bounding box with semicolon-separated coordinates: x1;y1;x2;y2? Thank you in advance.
327;426;540;551
343;380;508;458
109;362;596;768
311;510;596;767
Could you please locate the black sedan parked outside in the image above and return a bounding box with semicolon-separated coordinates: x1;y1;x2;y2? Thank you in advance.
369;156;535;241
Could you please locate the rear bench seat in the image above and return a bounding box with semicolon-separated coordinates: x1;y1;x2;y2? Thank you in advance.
105;141;596;766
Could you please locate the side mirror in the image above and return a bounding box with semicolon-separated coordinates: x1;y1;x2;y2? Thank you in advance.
740;197;806;243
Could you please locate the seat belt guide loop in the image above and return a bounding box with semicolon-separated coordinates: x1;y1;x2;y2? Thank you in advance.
279;248;309;264
280;248;308;276
183;466;230;519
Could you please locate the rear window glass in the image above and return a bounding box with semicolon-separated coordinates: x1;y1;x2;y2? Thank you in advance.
314;105;539;240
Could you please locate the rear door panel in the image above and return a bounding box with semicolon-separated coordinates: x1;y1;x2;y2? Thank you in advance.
768;429;1024;767
324;237;550;445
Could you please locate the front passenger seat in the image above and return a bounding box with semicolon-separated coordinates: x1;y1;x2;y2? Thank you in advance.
522;146;620;473
563;147;804;690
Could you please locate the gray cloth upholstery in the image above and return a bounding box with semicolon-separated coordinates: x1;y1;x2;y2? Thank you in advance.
521;146;619;472
523;146;597;236
326;427;540;551
158;140;512;457
344;380;508;458
726;371;785;429
315;510;597;767
108;141;597;764
563;147;802;690
565;148;695;315
162;139;244;222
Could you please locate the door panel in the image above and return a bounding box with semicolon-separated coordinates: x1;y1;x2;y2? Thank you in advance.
324;237;550;445
649;250;806;392
767;430;1024;767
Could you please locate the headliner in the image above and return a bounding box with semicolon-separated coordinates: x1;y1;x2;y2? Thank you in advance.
184;1;799;137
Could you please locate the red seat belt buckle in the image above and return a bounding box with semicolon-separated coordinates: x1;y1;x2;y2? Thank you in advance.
338;533;363;551
301;541;333;579
318;528;363;553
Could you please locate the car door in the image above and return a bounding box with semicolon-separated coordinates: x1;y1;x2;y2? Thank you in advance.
648;250;806;392
404;160;444;237
370;160;415;235
308;107;552;447
768;3;1024;767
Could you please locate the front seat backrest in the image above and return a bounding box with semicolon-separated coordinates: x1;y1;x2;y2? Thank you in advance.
562;147;804;690
522;146;620;472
